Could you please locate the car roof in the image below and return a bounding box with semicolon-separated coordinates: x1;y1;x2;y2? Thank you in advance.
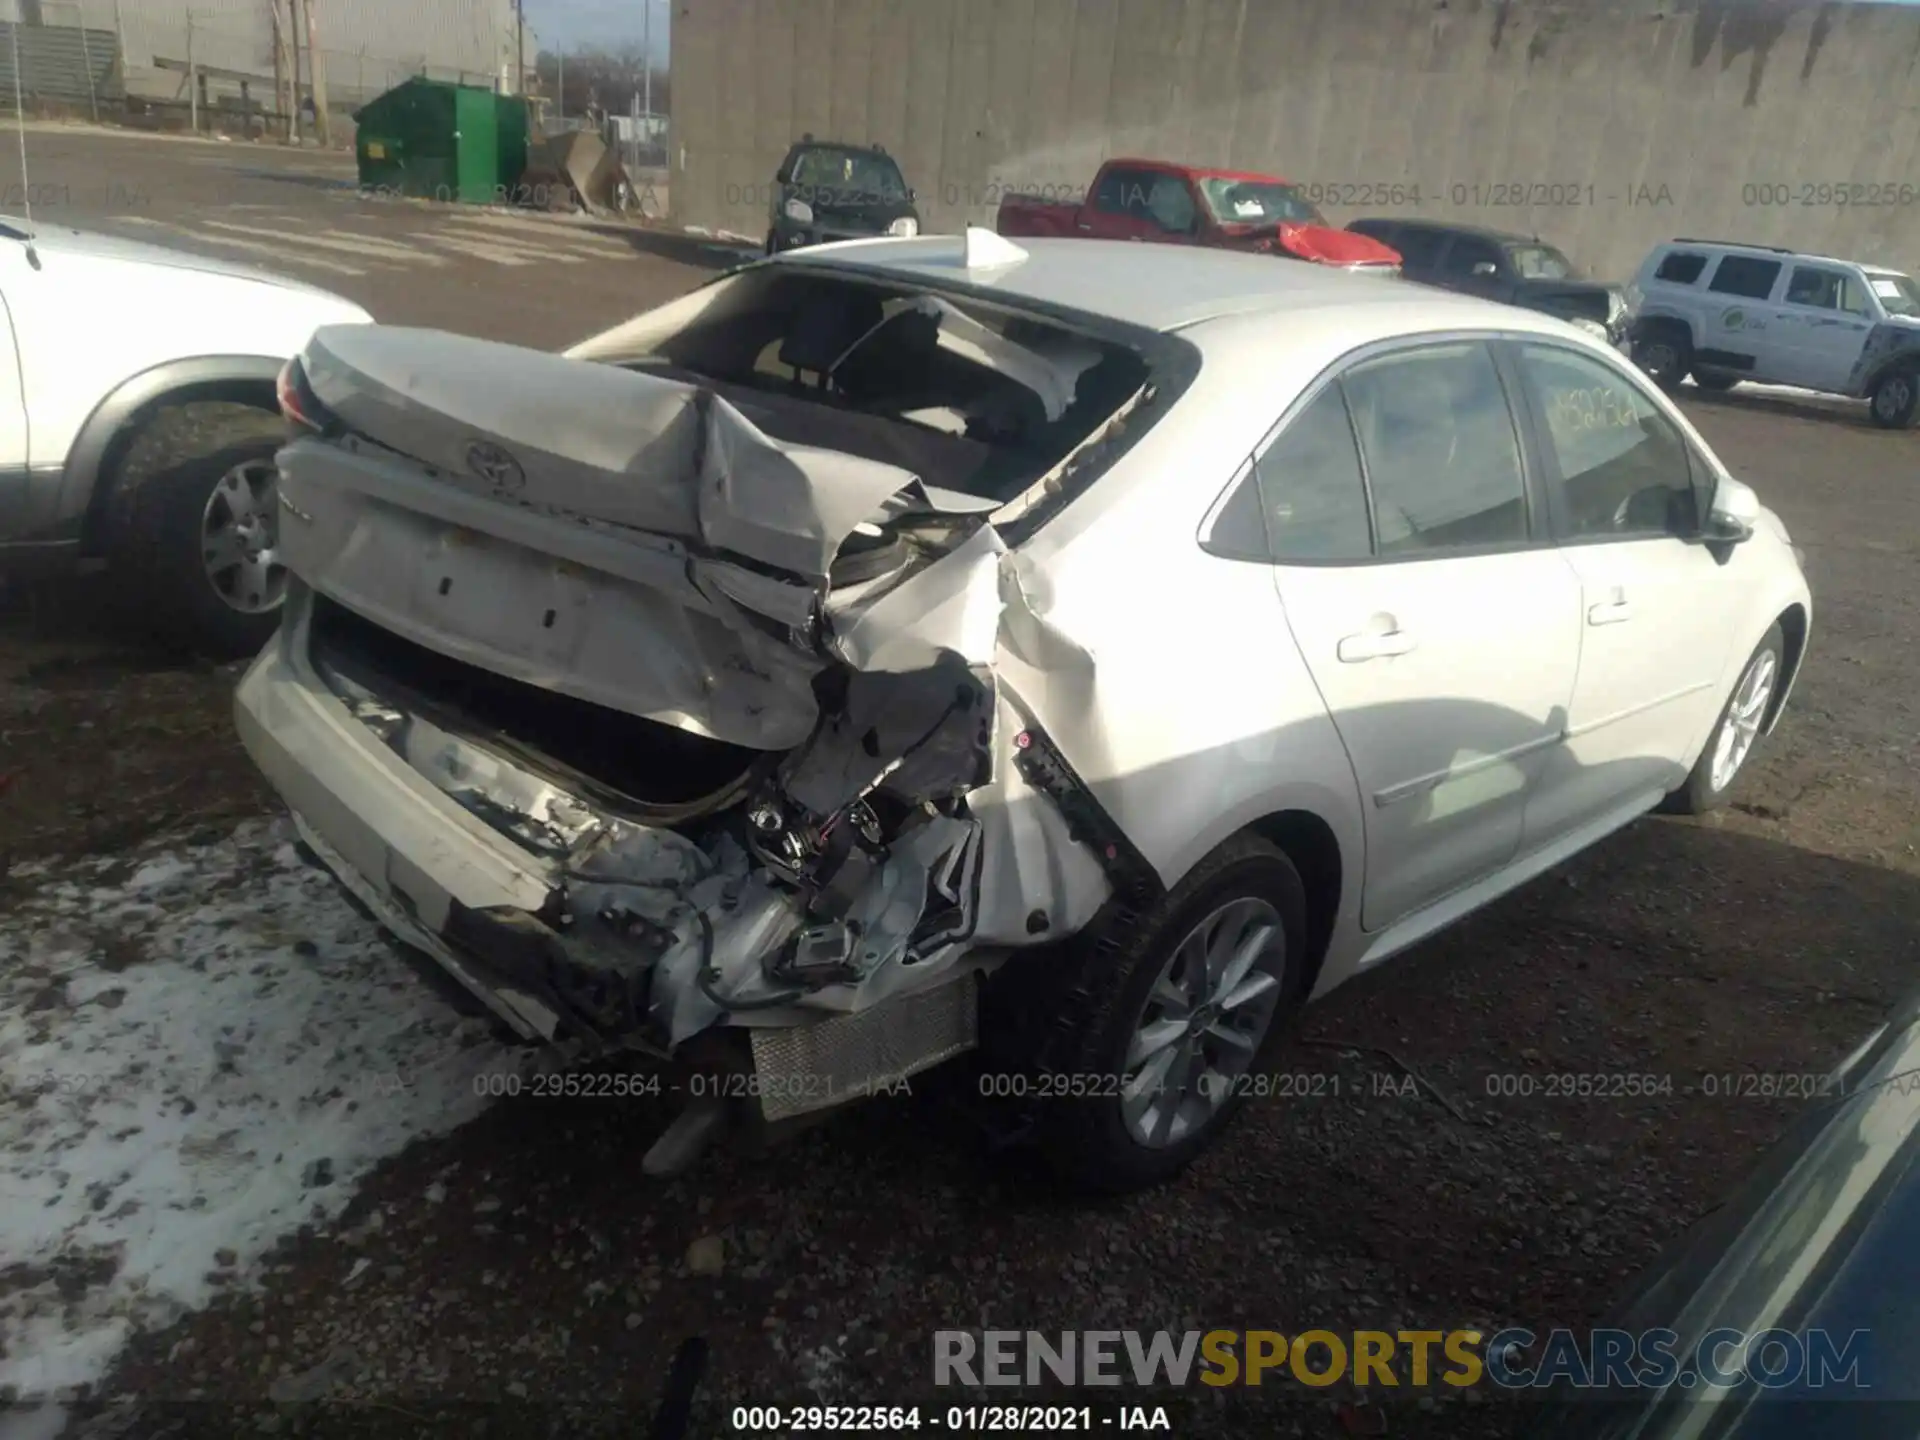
768;233;1573;336
1648;238;1864;269
1354;217;1555;247
785;140;895;158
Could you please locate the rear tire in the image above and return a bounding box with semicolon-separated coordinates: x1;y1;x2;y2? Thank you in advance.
1868;366;1918;430
1634;323;1692;392
1031;835;1311;1195
104;401;289;660
1661;623;1784;816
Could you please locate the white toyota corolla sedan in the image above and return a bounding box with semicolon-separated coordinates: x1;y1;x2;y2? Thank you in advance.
236;230;1811;1193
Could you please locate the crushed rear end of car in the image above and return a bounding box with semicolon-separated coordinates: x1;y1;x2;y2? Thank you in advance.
236;269;1172;1167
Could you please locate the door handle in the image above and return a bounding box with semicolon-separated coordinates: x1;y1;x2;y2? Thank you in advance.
1337;623;1418;662
1587;598;1633;625
1075;221;1092;232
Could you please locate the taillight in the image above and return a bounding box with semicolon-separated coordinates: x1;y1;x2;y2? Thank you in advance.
277;356;326;434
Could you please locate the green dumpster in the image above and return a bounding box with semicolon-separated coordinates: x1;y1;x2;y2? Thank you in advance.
353;77;530;205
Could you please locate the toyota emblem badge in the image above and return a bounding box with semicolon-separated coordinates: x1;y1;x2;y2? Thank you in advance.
465;440;525;492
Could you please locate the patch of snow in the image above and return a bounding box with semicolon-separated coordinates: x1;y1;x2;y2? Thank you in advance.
0;818;523;1425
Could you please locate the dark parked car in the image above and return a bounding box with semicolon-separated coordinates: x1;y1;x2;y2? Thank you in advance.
1523;983;1920;1438
1346;218;1629;348
766;136;921;254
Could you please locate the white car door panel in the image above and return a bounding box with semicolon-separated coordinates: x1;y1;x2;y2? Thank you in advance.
1507;341;1740;849
1252;341;1581;933
1770;265;1874;391
1280;553;1581;930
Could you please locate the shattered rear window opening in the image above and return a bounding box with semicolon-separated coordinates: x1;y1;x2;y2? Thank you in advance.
606;265;1160;510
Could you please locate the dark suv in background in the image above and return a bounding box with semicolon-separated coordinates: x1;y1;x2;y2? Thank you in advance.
766;136;922;254
1347;218;1629;349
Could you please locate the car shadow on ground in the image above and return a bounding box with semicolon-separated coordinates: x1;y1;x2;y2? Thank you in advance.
591;221;753;271
78;803;1920;1438
1681;384;1881;431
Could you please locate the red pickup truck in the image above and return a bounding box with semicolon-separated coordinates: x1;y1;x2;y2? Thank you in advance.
996;158;1402;271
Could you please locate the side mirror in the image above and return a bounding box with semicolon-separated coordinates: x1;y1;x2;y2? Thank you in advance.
775;165;793;185
1701;475;1760;545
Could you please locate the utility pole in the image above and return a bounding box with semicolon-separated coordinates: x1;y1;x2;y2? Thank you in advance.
642;0;651;120
288;0;303;142
514;0;524;98
305;0;330;145
269;0;289;141
186;13;197;132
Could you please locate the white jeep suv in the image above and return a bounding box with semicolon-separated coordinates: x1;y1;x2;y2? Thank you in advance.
0;218;373;655
1625;238;1920;428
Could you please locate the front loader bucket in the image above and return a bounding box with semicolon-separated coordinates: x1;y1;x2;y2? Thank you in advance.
516;129;638;215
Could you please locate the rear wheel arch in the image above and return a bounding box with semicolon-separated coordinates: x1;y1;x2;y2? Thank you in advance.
1243;808;1344;994
65;359;284;556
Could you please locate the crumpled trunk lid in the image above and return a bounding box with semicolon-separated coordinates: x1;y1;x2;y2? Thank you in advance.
281;325;975;750
299;324;937;580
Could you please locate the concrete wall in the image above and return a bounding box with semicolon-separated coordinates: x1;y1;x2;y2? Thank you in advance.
668;0;1920;280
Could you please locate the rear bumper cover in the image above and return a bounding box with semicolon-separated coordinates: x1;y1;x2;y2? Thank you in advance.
234;602;992;1109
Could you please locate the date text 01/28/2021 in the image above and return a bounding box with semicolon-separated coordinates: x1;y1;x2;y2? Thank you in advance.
728;1405;1175;1432
1297;182;1675;208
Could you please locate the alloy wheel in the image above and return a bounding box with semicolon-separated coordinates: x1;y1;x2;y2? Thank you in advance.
1709;648;1778;793
1873;374;1915;425
1119;897;1286;1149
200;459;286;615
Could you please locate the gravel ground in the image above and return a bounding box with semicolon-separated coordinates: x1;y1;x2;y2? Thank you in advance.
1;129;1917;1440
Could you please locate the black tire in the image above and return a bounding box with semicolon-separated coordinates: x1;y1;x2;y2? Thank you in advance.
104;401;289;660
764;230;779;256
1031;835;1312;1195
1867;366;1918;430
1661;622;1785;816
1635;323;1693;392
1693;371;1739;393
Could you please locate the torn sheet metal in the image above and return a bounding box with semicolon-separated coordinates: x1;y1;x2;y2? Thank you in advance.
826;296;1102;423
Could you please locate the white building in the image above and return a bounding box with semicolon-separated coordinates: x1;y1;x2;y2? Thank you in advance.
14;0;525;107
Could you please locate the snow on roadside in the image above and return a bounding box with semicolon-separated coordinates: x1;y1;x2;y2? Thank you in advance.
0;818;520;1430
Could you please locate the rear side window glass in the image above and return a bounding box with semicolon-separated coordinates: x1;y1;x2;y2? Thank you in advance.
1436;235;1502;281
1094;167;1159;217
1390;227;1447;271
1707;256;1782;299
1654;251;1708;284
1342;342;1529;557
1253;385;1373;562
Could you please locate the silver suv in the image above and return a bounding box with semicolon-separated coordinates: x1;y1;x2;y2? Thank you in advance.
1625;238;1920;429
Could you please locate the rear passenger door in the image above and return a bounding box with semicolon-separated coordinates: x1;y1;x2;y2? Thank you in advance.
1255;340;1582;932
1385;225;1448;284
1697;253;1786;379
1433;234;1510;302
